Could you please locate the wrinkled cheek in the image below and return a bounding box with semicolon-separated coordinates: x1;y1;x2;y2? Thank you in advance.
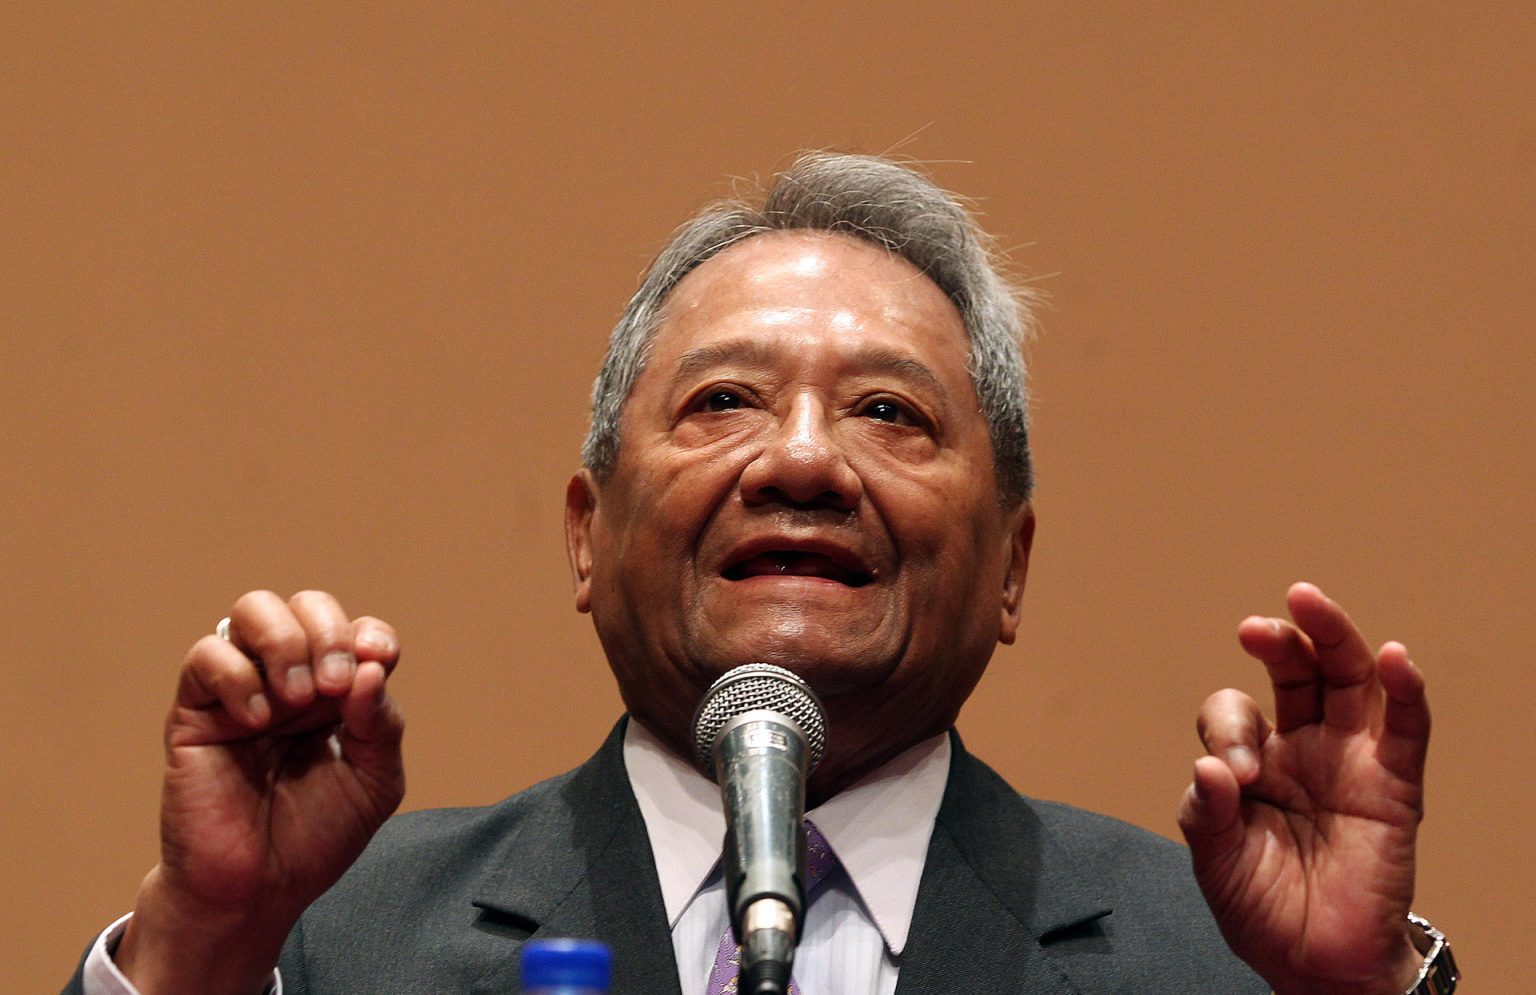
596;538;689;635
903;559;990;647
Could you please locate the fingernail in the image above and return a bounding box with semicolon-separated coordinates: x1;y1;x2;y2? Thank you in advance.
246;692;270;725
286;664;314;699
1227;746;1257;779
320;651;355;685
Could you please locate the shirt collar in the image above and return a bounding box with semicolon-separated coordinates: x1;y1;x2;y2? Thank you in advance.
623;718;950;956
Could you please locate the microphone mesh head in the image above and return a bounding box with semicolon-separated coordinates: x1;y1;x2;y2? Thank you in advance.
692;664;827;775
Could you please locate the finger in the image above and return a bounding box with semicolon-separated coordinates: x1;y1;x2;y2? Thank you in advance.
1196;688;1271;785
1377;642;1432;783
1287;582;1381;732
338;661;402;744
1177;755;1244;857
338;661;407;811
1238;614;1322;732
289;590;357;698
228;590;314;708
176;635;271;728
351;616;400;674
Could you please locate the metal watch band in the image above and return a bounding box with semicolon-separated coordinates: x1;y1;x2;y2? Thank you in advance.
1404;912;1459;995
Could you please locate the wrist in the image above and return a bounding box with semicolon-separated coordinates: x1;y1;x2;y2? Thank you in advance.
1270;916;1456;995
1388;931;1434;994
116;866;293;995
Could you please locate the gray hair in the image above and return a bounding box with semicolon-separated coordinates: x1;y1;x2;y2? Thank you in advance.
580;151;1036;501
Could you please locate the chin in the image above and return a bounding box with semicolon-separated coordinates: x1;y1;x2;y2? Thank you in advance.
761;652;901;698
688;639;896;694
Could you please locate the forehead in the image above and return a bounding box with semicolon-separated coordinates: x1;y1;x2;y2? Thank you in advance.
653;230;970;366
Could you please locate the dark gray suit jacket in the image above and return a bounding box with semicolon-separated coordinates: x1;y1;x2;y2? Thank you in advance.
69;720;1267;993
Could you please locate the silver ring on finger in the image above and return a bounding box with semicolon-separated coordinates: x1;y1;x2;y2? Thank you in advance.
216;616;232;641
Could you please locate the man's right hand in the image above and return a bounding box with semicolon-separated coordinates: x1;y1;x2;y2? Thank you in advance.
114;590;406;995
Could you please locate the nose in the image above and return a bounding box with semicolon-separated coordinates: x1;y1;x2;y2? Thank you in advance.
739;395;863;511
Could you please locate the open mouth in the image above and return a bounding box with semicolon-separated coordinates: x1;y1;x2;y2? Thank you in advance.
722;551;874;587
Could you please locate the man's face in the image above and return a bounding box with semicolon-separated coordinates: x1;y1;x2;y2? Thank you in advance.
566;231;1033;792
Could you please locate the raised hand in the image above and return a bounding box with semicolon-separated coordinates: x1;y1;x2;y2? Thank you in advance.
115;590;406;995
1178;583;1430;995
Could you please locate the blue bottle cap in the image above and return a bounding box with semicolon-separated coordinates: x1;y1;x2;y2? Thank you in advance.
520;938;613;989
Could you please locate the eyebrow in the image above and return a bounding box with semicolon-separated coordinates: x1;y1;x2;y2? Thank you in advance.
666;340;946;396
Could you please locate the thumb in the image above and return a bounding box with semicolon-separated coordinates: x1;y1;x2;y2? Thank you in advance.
1178;755;1245;867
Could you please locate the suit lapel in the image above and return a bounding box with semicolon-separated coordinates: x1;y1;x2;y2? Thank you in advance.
895;734;1111;994
466;719;684;995
453;724;1114;994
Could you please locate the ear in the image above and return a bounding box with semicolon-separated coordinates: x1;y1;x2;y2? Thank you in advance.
997;502;1035;646
564;469;600;614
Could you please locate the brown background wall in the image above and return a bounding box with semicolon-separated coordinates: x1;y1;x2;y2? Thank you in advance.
4;6;1530;989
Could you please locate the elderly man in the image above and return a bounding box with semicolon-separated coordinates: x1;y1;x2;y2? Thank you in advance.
70;153;1449;994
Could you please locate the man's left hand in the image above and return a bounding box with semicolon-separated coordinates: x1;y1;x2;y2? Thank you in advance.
1178;582;1431;995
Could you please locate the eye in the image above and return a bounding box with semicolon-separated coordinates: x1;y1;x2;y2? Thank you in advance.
702;388;745;412
858;398;914;424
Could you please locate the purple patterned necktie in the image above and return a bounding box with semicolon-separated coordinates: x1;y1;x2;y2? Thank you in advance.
704;820;837;995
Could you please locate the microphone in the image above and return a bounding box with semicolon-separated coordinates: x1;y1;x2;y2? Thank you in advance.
692;664;827;995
